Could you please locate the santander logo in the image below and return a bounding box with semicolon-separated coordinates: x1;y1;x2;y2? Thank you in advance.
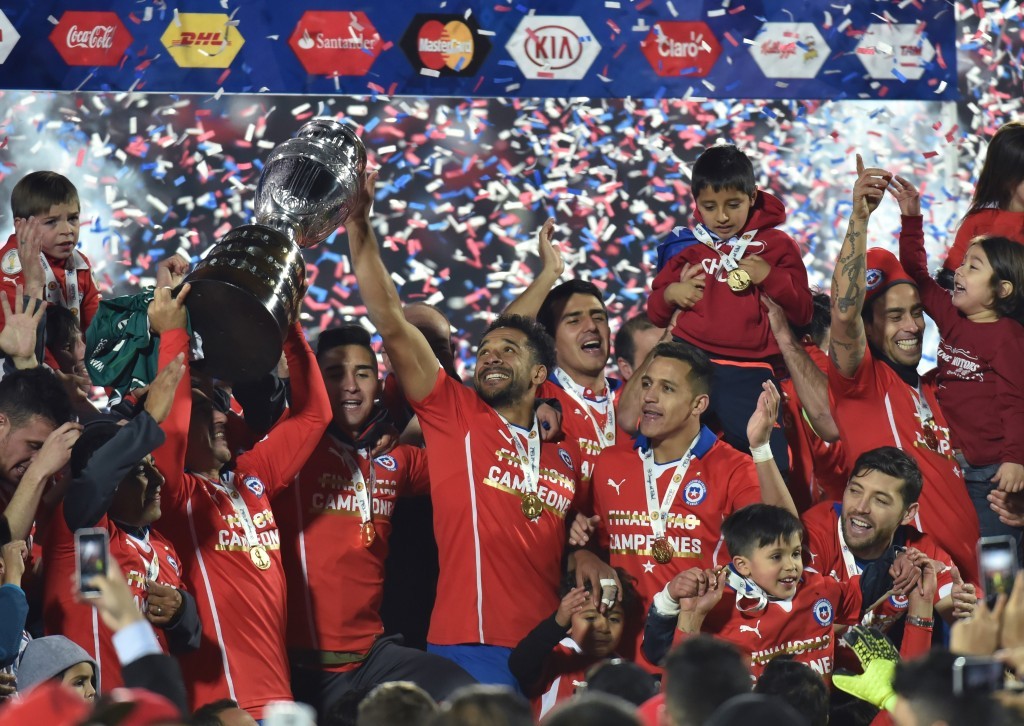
50;11;132;66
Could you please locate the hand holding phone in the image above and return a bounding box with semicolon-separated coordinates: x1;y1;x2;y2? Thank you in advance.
953;656;1005;695
75;528;109;598
979;535;1020;599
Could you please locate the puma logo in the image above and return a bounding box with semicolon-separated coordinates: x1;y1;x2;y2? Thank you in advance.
739;620;762;639
606;478;624;495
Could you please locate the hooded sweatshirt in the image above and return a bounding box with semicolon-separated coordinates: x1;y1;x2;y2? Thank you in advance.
16;635;97;695
648;190;812;359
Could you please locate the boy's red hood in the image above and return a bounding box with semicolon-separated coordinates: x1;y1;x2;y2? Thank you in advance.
693;189;787;235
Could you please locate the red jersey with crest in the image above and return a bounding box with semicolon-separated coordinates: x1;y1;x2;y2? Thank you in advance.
410;369;583;648
152;325;330;718
828;346;979;587
691;570;861;684
780;344;849;510
539;373;624;492
275;437;429;660
43;514;184;689
591;426;761;661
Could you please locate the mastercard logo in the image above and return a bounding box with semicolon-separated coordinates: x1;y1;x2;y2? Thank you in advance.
400;14;490;76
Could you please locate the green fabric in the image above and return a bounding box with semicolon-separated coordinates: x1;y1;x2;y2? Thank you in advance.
85;290;189;405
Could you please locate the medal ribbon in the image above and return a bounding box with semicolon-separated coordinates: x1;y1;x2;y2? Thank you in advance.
553;367;616;447
207;472;263;552
40;252;83;319
641;432;701;540
338;445;376;528
691;225;758;274
836;516;861;579
497;414;541;500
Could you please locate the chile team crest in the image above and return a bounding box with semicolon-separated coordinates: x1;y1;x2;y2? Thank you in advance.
558;448;574;471
813;598;835;626
375;455;398;471
889;593;909;610
683;479;707;506
244;476;265;498
865;268;883;291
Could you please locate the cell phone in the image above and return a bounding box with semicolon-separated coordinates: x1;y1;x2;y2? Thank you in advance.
263;701;316;726
74;528;109;597
978;535;1019;598
952;656;1005;695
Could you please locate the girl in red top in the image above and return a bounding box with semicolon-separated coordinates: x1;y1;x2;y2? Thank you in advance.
943;121;1024;277
894;173;1024;548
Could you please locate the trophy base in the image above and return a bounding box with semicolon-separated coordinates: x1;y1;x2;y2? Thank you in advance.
185;279;287;382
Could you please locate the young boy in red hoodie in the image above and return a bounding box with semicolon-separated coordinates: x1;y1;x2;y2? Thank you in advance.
648;145;812;475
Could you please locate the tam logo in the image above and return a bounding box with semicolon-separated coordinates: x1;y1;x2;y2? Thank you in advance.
505;15;600;80
49;11;132;67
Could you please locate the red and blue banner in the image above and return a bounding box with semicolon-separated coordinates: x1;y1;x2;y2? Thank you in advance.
0;0;956;100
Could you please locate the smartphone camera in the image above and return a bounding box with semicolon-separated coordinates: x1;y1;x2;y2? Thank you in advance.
952;656;1005;696
75;528;109;598
978;535;1020;599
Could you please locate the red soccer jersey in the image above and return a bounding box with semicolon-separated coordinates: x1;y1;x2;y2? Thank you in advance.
591;427;761;661
701;570;861;684
274;437;429;659
42;512;184;689
944;208;1024;271
410;369;584;648
827;346;980;586
531;639;595;720
152;325;330;718
539;374;624;493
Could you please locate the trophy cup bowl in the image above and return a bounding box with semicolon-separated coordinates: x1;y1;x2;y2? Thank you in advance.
182;118;366;382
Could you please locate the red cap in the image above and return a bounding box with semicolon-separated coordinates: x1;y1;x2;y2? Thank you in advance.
865;247;916;305
0;682;90;726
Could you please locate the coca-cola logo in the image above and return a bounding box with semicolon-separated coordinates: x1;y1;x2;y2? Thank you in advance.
66;25;116;49
50;11;132;67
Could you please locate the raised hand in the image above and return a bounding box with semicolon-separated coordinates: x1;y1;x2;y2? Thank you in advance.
0;284;44;367
852;154;892;220
536;217;565;280
746;380;781;449
24;420;83;481
886;174;921;217
12;216;46;297
155;254;190;289
148;283;190;334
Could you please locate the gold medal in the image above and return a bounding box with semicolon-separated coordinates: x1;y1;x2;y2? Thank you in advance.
521;493;544;520
249;545;271;570
360;521;377;548
651;537;674;565
922;418;939;450
727;268;751;292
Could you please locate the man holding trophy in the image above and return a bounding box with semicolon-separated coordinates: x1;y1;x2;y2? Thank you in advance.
149;119;362;718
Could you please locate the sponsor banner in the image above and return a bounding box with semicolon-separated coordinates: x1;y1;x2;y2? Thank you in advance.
0;0;955;99
49;11;132;67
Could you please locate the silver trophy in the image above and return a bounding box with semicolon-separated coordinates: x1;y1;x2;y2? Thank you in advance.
182;118;366;381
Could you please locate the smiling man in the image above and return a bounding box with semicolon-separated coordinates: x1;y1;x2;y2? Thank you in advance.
274;325;473;719
827;157;980;586
346;171;616;689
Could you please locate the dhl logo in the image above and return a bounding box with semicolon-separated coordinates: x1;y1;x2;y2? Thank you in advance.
161;13;244;68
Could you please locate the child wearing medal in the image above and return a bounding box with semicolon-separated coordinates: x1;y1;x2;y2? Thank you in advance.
648;144;813;476
1;172;100;366
891;172;1024;547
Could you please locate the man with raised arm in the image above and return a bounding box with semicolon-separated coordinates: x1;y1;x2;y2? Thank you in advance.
346;173;616;689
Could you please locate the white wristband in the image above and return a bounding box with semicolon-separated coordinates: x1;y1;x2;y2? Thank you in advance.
653;584;681;616
750;443;774;463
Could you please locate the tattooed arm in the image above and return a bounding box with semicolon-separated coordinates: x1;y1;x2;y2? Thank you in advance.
829;155;891;378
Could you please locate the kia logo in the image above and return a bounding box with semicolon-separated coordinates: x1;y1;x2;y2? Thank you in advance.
523;25;582;70
66;25;116;49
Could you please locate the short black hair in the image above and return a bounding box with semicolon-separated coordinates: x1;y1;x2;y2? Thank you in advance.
358;681;438;726
892;650;1009;726
430;685;533;726
850;446;923;507
754;659;828;726
663;635;751;726
614;312;657;368
192;699;241;726
316;324;374;361
536;279;606;339
649;340;713;396
0;367;73;430
583;659;659;707
483;314;556;373
790;291;831;347
722;504;804;559
543;692;642;726
691;144;756;199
